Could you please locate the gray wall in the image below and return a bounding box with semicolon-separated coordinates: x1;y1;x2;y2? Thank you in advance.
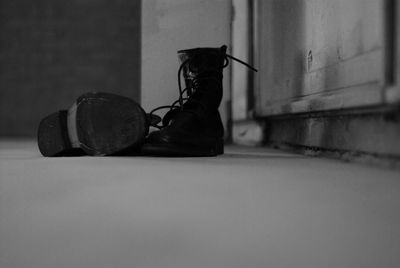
0;0;141;137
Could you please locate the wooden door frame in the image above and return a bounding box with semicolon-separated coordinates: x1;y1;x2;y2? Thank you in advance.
231;0;265;145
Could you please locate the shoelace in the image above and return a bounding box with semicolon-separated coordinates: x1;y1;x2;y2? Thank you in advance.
148;53;258;129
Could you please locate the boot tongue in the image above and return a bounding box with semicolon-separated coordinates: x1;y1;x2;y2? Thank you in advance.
180;54;225;114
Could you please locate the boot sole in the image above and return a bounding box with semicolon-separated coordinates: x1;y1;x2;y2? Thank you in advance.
141;139;224;157
38;92;148;156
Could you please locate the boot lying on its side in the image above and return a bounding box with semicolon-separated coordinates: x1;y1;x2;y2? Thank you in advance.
38;92;148;156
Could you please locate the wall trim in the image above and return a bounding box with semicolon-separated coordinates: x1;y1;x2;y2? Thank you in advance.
264;108;400;158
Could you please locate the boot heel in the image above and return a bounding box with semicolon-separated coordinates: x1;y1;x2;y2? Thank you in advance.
38;111;82;156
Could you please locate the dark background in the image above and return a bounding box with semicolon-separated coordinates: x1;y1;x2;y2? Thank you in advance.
0;0;141;137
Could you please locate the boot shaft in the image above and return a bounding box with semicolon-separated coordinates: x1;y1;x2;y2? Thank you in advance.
177;45;227;110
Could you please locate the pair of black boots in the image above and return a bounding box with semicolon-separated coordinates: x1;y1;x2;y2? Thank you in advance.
38;45;256;157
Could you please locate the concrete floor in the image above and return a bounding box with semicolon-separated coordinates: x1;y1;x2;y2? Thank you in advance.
0;140;399;268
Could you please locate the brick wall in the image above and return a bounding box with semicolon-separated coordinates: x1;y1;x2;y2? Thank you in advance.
0;0;141;136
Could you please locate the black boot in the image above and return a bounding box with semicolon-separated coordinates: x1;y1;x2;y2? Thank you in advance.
38;92;149;156
142;45;257;156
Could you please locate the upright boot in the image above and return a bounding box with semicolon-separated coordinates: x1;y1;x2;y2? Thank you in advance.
38;92;149;156
142;45;256;156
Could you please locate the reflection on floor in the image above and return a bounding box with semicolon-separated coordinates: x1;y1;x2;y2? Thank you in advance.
1;140;399;268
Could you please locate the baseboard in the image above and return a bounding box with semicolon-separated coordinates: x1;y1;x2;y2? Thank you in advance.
263;107;400;160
